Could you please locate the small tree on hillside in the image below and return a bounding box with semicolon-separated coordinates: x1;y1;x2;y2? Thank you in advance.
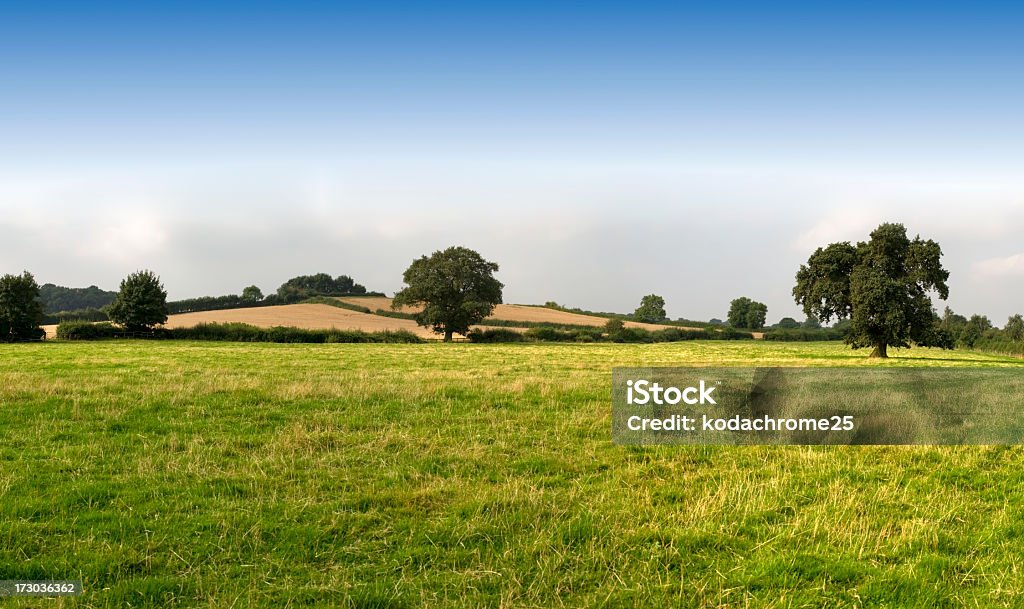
794;222;949;357
108;270;168;332
604;318;626;340
241;285;264;302
633;294;667;323
393;246;503;342
727;297;768;330
0;271;45;341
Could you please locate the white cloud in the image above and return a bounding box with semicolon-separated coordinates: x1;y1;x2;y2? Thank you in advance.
792;207;880;252
973;253;1024;278
80;213;169;264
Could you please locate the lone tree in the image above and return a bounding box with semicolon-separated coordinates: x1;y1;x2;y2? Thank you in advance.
1006;314;1024;342
633;294;667;323
393;246;503;342
241;285;264;302
108;270;168;332
0;271;46;341
793;222;949;358
727;297;767;330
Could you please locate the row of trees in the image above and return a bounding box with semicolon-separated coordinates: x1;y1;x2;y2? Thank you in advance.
4;223;1021;355
513;222;1017;354
0;269;375;340
939;308;1024;348
167;274;372;314
39;283;116;313
0;270;169;339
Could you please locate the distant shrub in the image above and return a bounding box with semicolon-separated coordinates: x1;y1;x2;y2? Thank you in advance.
56;321;119;340
617;327;653;343
649;327;714;342
168;324;422;344
525;325;575;342
763;328;844;342
604;319;625;333
466;328;525;343
973;337;1024;357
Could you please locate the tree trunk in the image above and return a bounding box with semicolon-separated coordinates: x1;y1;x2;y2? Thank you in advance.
444;329;453;343
869;342;888;358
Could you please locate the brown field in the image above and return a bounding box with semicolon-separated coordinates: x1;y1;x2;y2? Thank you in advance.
42;299;746;341
337;296;702;331
163;304;520;339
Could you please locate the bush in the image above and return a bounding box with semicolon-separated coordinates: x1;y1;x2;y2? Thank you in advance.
616;327;653;343
973;337;1024;357
763;328;845;342
56;321;120;340
466;328;525;343
525;326;578;342
168;324;422;343
649;327;714;342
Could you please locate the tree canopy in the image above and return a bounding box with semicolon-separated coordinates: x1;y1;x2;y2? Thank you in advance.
241;285;264;302
276;273;366;301
108;270;169;332
633;294;667;323
794;222;949;357
727;297;767;330
38;283;116;313
393;246;503;342
0;271;46;341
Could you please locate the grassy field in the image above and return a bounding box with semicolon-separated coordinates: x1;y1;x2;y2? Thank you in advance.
2;341;1024;608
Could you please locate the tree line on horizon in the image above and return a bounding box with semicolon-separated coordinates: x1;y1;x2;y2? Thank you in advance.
27;273;378;324
2;223;1024;355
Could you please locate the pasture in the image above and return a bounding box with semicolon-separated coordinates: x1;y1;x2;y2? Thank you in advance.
2;340;1023;607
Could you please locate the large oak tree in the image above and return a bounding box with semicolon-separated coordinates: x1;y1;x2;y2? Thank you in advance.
793;222;949;358
393;246;503;342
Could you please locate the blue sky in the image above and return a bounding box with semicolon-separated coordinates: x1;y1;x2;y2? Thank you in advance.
2;2;1023;322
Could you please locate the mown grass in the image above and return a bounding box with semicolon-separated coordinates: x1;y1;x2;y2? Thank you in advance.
1;341;1023;608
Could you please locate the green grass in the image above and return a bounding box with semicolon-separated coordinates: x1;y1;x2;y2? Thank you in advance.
1;341;1023;607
